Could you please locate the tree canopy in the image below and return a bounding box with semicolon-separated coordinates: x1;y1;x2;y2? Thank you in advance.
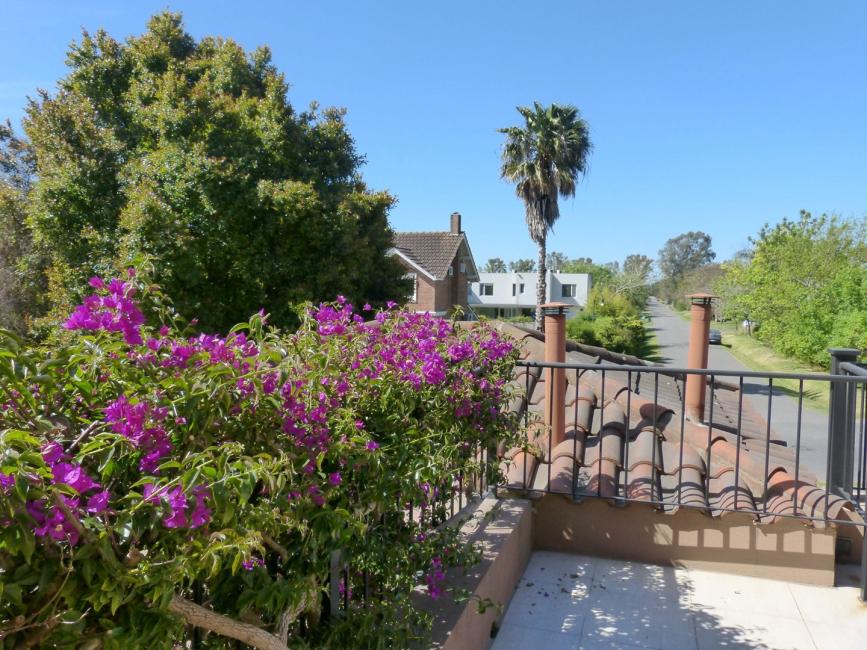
15;12;408;333
508;258;536;272
716;211;867;364
657;231;715;281
482;257;507;273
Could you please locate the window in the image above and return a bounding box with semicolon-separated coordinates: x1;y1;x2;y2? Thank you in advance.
520;283;525;293
447;265;454;276
512;284;516;296
479;283;494;296
561;284;576;298
404;273;418;302
459;262;466;274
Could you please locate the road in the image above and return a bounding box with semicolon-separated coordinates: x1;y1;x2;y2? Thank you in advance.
646;298;829;482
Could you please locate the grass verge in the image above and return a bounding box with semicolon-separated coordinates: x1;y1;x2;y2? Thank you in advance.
714;321;829;411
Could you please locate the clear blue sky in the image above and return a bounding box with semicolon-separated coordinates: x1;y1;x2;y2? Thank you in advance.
2;1;866;268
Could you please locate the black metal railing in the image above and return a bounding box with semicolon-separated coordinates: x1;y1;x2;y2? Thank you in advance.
507;349;867;600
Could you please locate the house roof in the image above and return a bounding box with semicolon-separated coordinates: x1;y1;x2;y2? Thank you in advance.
391;232;479;281
483;322;853;528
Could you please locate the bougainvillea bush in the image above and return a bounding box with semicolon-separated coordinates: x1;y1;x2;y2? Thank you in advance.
0;271;518;649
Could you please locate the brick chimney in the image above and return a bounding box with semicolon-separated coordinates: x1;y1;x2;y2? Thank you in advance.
450;212;462;234
685;293;715;421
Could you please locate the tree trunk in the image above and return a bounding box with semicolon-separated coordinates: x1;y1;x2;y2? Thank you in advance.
536;236;547;331
168;595;288;650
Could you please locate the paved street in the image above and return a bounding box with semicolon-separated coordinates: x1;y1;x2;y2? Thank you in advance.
646;298;829;482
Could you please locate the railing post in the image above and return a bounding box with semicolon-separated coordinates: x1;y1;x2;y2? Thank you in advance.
828;348;860;497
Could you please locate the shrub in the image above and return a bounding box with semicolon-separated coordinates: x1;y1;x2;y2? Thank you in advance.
566;287;649;356
0;271;518;648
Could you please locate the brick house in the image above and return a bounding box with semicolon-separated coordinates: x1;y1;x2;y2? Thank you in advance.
390;213;479;317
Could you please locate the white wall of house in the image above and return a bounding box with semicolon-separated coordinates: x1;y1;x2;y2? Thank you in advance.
468;272;591;316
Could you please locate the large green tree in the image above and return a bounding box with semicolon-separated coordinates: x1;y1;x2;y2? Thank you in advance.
0;121;42;332
657;231;716;282
717;211;867;364
499;102;592;330
21;12;408;332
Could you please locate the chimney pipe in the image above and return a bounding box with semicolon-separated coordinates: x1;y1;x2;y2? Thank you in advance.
450;212;462;234
685;294;715;421
543;303;568;447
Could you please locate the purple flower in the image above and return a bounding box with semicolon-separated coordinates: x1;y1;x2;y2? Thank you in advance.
0;472;14;492
189;486;211;528
163;485;188;528
366;440;379;451
50;462;100;493
41;441;65;464
85;490;111;514
242;556;264;571
328;472;342;486
104;395;172;472
425;556;446;599
64;276;145;345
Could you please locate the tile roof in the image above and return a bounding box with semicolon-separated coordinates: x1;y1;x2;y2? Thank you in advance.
487;323;853;528
392;232;477;281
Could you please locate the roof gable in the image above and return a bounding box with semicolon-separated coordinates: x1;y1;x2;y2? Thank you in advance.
391;232;478;280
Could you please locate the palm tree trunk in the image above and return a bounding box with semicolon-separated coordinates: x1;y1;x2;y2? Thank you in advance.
536;236;547;331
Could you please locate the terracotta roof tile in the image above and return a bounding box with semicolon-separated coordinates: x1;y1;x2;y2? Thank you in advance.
393;231;477;280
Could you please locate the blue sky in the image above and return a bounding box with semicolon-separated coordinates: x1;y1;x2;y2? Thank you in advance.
2;1;866;268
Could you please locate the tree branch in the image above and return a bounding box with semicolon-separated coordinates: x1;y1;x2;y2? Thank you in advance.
261;533;289;563
168;595;288;650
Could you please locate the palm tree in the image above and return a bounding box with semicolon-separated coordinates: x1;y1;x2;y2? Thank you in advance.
499;102;592;330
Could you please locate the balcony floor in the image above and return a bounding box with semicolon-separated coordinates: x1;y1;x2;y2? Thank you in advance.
491;551;867;650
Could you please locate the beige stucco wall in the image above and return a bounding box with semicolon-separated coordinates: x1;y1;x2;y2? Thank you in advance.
533;495;837;586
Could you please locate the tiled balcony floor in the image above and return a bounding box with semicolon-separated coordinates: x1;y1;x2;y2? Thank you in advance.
492;551;867;650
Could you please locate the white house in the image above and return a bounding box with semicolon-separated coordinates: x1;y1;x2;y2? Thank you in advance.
468;272;591;319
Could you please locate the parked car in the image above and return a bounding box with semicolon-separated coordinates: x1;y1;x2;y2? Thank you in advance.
708;329;722;345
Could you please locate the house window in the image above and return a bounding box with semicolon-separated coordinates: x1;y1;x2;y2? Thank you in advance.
447;265;454;276
479;283;494;296
520;283;525;293
561;284;577;298
404;273;418;302
512;284;516;296
459;262;466;273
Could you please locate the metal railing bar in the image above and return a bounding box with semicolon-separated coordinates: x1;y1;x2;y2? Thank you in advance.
793;379;804;516
598;369;606;497
705;373;714;501
859;385;867;504
572;368;579;500
734;376;744;512
762;378;773;516
624;370;632;502
523;369;529;491
840;361;867;377
652;373;659;504
679;374;687;509
516;360;867;383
